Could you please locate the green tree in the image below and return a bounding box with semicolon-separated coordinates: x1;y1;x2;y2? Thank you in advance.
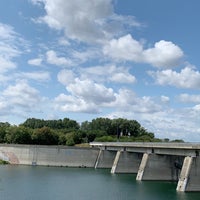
32;127;58;145
5;126;32;144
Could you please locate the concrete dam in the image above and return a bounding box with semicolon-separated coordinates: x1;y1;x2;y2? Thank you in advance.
0;142;200;192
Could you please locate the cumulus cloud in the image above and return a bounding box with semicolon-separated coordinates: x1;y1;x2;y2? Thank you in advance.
103;34;184;68
57;69;76;85
148;66;200;89
103;34;143;62
81;64;136;84
67;78;116;105
2;80;42;111
54;93;99;113
112;88;162;113
46;50;73;67
143;40;184;68
28;57;43;66
54;77;117;113
31;0;141;43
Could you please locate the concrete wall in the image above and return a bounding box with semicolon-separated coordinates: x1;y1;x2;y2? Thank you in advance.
115;152;142;173
95;150;116;168
186;156;200;191
0;144;99;167
142;154;184;181
1;144;200;192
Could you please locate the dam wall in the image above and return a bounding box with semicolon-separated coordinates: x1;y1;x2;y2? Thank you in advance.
141;154;184;181
1;143;200;192
115;151;143;173
95;150;116;168
0;144;99;167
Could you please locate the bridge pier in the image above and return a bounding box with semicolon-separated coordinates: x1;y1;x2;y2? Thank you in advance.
176;156;193;192
111;150;121;173
136;153;149;180
90;142;200;192
184;156;200;191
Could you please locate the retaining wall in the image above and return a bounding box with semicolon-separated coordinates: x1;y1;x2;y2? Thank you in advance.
115;152;143;173
142;154;184;181
0;144;99;167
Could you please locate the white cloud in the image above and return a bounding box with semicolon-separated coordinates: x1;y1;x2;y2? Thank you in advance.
57;69;75;85
161;95;170;103
0;23;22;72
72;49;100;64
103;34;143;62
2;80;42;113
19;71;50;82
0;57;16;72
32;0;141;43
80;65;114;82
103;34;184;68
46;50;73;66
67;78;116;105
143;40;184;68
110;72;136;83
57;65;136;92
112;89;162;113
193;104;200;111
28;57;43;66
81;64;136;84
55;77;117;113
148;66;200;89
54;93;99;113
179;93;200;103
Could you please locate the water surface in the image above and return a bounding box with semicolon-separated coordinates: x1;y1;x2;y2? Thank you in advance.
0;165;199;200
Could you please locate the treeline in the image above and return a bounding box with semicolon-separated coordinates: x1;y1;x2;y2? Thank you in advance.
0;117;182;146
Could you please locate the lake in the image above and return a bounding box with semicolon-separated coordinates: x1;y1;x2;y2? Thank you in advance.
0;165;199;200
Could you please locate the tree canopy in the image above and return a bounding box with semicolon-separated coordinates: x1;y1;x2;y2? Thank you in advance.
0;117;181;146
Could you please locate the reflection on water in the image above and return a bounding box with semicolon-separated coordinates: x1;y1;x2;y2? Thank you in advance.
0;165;199;200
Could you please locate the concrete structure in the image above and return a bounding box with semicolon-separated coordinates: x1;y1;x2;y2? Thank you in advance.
90;142;200;192
0;144;99;167
0;142;200;192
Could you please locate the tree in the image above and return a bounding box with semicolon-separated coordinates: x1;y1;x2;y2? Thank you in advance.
32;127;58;145
5;126;32;144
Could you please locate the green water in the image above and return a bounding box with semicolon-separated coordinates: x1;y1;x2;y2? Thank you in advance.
0;165;199;200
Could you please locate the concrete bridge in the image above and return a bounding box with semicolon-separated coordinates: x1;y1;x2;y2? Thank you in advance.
90;142;200;192
0;143;199;192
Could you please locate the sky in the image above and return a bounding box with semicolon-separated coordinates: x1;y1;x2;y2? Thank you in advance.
0;0;200;142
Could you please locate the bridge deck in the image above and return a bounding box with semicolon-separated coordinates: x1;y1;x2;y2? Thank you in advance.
90;142;200;150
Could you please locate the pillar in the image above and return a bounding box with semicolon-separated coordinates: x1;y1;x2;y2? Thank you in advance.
176;156;193;192
111;150;121;174
136;153;149;181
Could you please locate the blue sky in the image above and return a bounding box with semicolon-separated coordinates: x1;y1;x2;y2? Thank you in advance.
0;0;200;141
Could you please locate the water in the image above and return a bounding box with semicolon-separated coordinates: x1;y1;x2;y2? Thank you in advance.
0;165;199;200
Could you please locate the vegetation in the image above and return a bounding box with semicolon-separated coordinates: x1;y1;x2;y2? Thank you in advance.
0;159;9;165
0;118;182;146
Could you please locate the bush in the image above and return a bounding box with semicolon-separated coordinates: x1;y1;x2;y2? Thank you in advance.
95;136;116;142
65;133;75;146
